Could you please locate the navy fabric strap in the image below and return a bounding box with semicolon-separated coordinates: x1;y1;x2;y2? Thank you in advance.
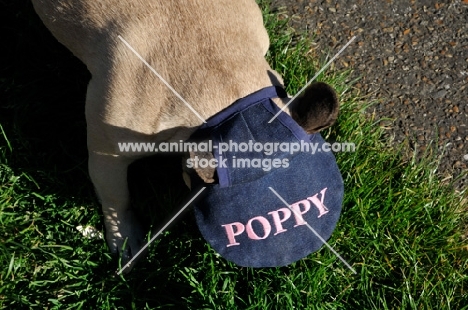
207;87;287;188
201;86;285;129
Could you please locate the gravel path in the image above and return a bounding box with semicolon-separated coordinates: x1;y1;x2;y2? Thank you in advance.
271;0;468;190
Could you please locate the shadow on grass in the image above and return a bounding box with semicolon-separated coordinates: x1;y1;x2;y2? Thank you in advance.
1;1;204;307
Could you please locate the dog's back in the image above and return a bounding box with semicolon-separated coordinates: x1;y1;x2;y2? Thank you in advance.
32;0;283;141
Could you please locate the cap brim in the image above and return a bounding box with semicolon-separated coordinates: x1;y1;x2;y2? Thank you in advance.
194;140;343;267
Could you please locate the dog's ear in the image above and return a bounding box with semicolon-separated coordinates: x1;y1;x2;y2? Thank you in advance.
289;82;339;134
182;150;217;189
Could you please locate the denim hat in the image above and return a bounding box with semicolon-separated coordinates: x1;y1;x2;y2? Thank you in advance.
189;86;344;267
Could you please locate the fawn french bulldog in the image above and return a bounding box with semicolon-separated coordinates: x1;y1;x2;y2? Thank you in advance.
32;0;339;272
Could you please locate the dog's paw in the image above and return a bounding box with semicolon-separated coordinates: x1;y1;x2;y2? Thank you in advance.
104;209;146;274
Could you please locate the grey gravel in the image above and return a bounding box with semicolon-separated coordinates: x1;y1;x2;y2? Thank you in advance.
271;0;468;190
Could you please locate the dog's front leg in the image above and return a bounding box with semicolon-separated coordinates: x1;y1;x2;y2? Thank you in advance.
88;152;145;272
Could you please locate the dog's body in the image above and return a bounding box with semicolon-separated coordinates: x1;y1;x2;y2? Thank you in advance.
32;0;339;271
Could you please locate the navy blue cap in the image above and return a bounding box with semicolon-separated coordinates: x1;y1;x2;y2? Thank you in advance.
190;86;344;267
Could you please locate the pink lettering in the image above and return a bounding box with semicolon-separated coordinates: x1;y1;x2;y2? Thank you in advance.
268;208;292;235
307;188;329;218
221;222;245;247
220;188;329;247
246;216;271;240
291;199;311;227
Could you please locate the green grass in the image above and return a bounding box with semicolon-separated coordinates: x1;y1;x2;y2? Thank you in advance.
1;0;467;308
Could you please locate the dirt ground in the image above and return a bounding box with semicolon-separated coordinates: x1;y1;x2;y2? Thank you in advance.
271;0;468;190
